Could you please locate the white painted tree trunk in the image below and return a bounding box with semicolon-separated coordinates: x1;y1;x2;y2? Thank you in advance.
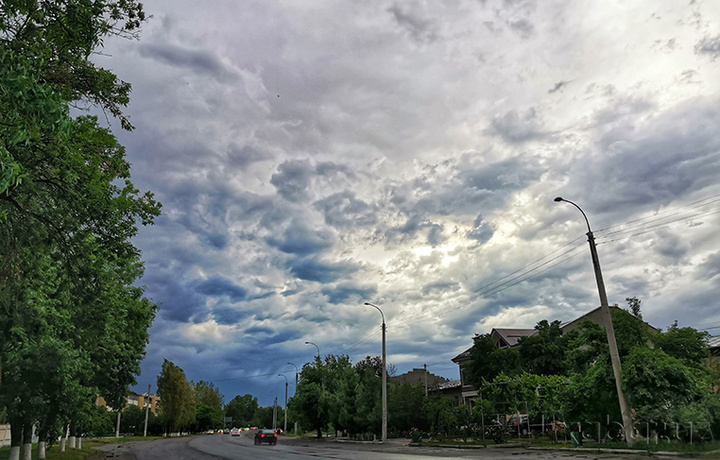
9;446;20;460
77;436;82;449
39;441;46;459
69;435;76;448
22;442;31;460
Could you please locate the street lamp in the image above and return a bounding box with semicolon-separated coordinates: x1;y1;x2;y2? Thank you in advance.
278;374;288;433
305;341;320;360
287;362;299;385
364;302;387;443
554;196;634;445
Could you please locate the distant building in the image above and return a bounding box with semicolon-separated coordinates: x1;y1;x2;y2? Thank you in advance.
391;367;448;387
95;392;159;414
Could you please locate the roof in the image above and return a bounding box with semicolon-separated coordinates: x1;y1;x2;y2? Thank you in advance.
708;336;720;349
436;380;461;390
492;328;536;348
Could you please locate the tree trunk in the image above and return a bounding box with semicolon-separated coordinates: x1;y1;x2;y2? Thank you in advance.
60;422;68;452
77;436;82;448
21;422;32;460
38;441;46;460
9;417;22;460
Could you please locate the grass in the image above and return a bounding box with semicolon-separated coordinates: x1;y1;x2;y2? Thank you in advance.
0;436;164;460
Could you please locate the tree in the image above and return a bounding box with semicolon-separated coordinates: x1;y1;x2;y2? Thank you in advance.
653;322;710;367
517;320;568;376
225;394;259;427
156;360;196;432
1;1;159;457
464;333;520;389
290;356;333;437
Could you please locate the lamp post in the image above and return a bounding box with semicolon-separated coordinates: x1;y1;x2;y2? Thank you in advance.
287;362;299;385
364;302;387;443
278;374;288;433
554;196;634;445
143;384;151;437
305;341;320;361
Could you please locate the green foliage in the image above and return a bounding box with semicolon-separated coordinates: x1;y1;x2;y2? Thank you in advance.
0;0;159;450
156;360;196;432
517;320;569;376
653;322;710;366
465;333;520;389
388;384;425;434
224;394;259;427
194;381;224;411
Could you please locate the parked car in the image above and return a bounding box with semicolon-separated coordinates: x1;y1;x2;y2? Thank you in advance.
254;429;278;445
230;428;240;436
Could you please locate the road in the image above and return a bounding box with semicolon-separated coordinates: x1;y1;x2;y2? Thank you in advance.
94;432;654;460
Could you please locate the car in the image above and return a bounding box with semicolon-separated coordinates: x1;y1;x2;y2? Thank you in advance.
254;429;278;445
223;428;230;434
205;429;214;435
230;428;240;436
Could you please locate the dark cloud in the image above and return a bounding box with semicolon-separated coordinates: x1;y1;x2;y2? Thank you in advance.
245;326;274;335
458;156;544;193
467;215;495;244
138;43;235;82
212;306;249;326
548;80;569;94
576;97;720;214
486;108;546;143
195;277;248;302
388;3;438;43
321;282;377;305
695;35;720;59
507;18;534;39
143;272;206;323
270;160;314;202
314;191;378;229
266;220;334;256
257;330;303;347
697;252;720;281
227;144;268;170
287;257;359;283
421;281;459;296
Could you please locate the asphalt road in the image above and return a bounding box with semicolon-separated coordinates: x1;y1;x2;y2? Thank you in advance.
94;432;657;460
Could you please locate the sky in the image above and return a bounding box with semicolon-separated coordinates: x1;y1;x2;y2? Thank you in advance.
91;0;720;407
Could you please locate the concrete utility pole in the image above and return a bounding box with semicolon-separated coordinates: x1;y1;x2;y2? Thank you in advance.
364;302;387;443
424;364;428;396
278;374;288;433
554;197;635;445
143;385;151;437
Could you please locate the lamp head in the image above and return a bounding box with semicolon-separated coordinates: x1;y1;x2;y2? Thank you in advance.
554;196;564;202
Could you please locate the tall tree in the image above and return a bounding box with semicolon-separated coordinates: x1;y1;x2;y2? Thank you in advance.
156;360;196;433
517;320;568;376
0;2;159;456
225;394;259;427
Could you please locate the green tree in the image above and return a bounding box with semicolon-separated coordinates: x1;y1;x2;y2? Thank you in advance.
653;322;710;366
290;356;332;437
464;333;520;389
0;1;159;456
517;320;568;375
156;360;196;432
225;394;259;427
388;383;425;434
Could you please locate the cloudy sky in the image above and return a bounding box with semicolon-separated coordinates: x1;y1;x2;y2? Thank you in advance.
94;0;720;407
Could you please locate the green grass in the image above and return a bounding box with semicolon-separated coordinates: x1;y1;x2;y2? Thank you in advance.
0;436;164;460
